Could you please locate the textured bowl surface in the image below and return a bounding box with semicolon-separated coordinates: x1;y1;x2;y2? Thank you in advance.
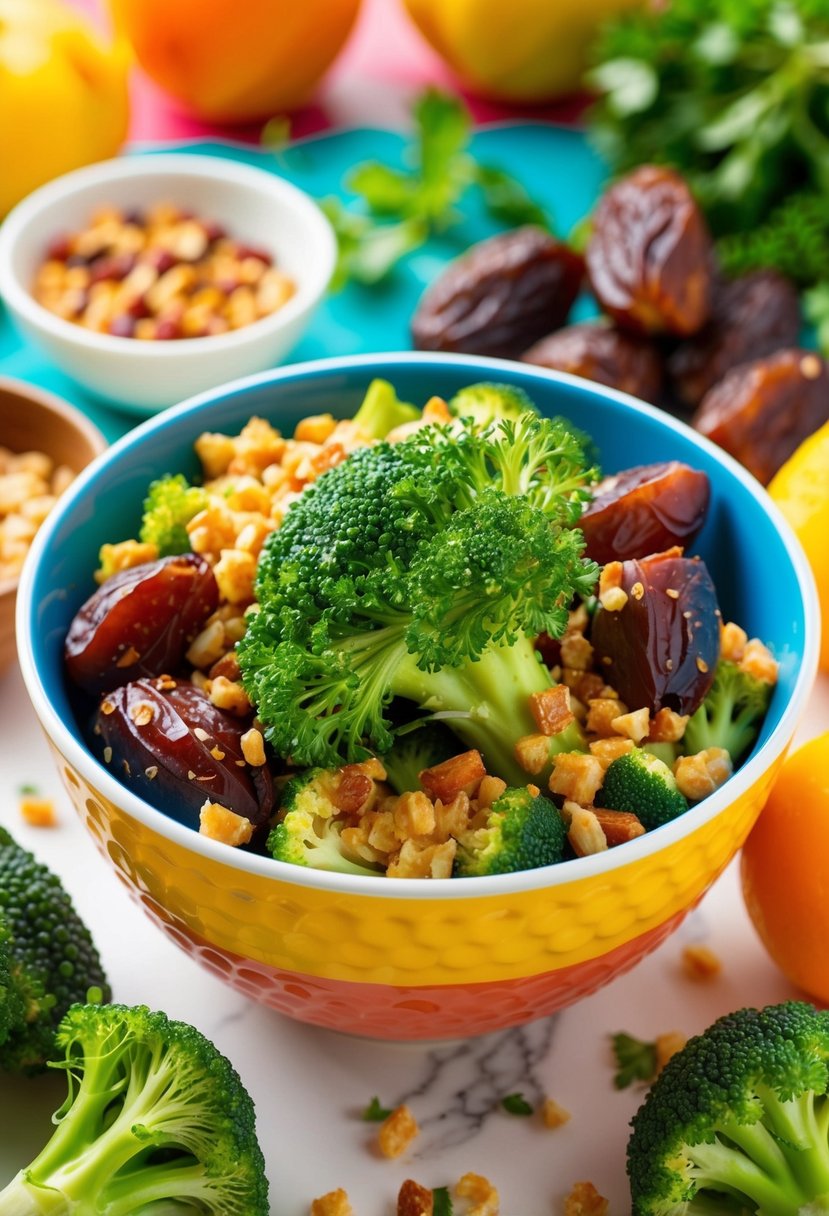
0;378;106;675
0;154;335;413
16;353;819;1039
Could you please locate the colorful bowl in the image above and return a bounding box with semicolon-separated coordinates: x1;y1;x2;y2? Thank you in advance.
15;353;819;1040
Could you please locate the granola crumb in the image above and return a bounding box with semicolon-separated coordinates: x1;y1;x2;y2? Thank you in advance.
310;1189;353;1216
378;1104;419;1158
563;1181;608;1216
542;1097;571;1129
198;800;254;847
681;943;722;982
455;1172;499;1216
398;1179;433;1216
19;795;57;828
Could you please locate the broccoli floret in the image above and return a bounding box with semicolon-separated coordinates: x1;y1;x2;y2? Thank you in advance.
627;1001;829;1216
448;382;539;429
0;826;110;1074
683;660;774;765
0;922;24;1052
454;786;566;877
139;473;208;557
268;769;382;876
597;748;688;831
380;720;460;794
239;398;598;787
0;1002;269;1215
351;377;421;439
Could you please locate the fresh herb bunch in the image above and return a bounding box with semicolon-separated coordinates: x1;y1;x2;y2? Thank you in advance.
324;89;551;288
588;0;829;241
718;187;829;286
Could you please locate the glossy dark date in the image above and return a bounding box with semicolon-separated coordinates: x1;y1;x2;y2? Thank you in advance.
523;322;664;404
91;679;273;830
580;462;710;565
65;554;219;694
591;550;719;716
411;226;583;359
586;166;714;338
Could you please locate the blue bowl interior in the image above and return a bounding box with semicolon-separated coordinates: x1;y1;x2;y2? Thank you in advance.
27;359;806;783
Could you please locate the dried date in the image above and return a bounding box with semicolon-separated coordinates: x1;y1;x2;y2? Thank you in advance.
580;462;710;565
65;554;219;695
91;679;273;830
411;226;583;359
522;321;663;404
586;166;714;338
591;549;720;717
692;349;829;485
668;270;801;409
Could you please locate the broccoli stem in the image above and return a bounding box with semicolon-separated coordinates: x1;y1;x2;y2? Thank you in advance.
0;1173;67;1215
392;633;573;786
685;1092;829;1216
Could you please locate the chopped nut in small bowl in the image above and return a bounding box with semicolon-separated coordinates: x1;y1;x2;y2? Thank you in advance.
0;378;106;675
0;154;336;414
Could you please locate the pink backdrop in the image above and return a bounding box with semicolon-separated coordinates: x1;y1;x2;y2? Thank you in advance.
69;0;585;141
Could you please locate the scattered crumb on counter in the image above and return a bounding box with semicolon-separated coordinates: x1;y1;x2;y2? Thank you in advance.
310;1189;354;1216
455;1172;499;1215
377;1104;419;1158
542;1097;571;1129
681;943;722;981
19;794;57;828
655;1030;688;1074
397;1179;434;1215
564;1180;609;1215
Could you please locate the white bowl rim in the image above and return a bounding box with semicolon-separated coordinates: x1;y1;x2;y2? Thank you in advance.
0;152;336;356
15;351;822;902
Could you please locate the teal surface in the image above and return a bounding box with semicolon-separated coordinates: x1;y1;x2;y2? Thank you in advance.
0;125;606;443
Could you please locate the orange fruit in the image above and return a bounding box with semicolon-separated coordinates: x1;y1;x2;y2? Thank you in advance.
741;733;829;1002
109;0;361;122
768;420;829;673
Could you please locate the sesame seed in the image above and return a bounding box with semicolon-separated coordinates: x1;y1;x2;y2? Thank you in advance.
666;659;674;671
103;746;112;764
800;354;822;380
193;727;210;742
683;611;693;620
145;766;158;780
187;770;196;780
631;581;645;600
666;588;679;599
696;657;709;673
211;746;226;761
101;700;115;716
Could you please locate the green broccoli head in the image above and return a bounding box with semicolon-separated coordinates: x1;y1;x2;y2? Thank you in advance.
0;922;24;1051
628;1001;829;1216
597;748;688;832
447;382;539;429
0;826;110;1074
454;786;566;877
238;396;598;785
351;377;421;439
139;473;208;557
0;1002;269;1215
683;659;774;765
268;770;382;876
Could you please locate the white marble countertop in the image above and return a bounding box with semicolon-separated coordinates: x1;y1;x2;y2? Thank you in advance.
1;656;827;1215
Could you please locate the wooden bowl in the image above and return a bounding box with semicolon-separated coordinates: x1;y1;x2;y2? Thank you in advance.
0;378;106;676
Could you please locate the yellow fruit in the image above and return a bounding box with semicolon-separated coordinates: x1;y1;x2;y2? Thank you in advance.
768;420;829;673
0;0;129;218
402;0;644;102
741;733;829;1002
109;0;362;122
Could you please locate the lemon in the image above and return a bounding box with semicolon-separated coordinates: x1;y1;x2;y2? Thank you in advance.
0;0;128;218
768;421;829;672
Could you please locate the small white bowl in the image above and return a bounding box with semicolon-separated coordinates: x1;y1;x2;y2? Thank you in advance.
0;153;336;414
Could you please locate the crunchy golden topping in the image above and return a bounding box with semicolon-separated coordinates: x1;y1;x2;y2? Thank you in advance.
310;1189;354;1216
377;1104;419;1158
589;736;635;767
387;838;457;880
542;1097;571;1129
208;675;252;716
477;775;507;810
186;618;227;670
560;632;594;672
515;732;553;775
240;727;266;767
648;707;689;744
598;562;628;612
681;943;722;981
19;795;57;828
198;801;254;847
610;706;650;744
564;1181;608;1216
593;807;646;846
655;1030;687;1073
529;685;575;736
740;638;779;685
720;620;748;662
586;697;629;738
420;750;486;803
95;539;159;585
695;656;709;674
398;1180;433;1216
549;754;605;807
129;701;155;727
562;802;608;857
630;580;645;601
674;747;733;801
393;791;437;840
455;1173;499;1216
